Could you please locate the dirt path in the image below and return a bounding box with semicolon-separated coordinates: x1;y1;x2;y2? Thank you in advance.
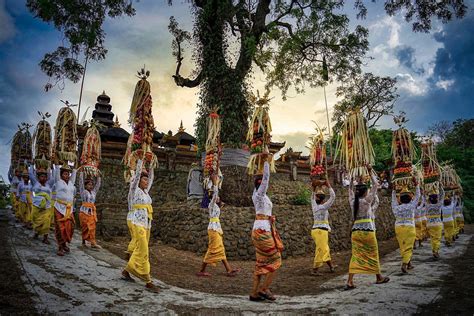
100;235;398;296
3;206;473;315
0;209;37;315
416;225;474;315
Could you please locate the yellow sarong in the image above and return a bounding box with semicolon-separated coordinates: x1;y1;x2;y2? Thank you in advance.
428;225;443;253
456;218;464;232
415;221;423;241
203;230;226;265
31;205;53;235
311;228;331;268
18;201;31;223
125;204;153;283
421;220;428;240
395;226;416;264
443;221;455;244
349;230;381;275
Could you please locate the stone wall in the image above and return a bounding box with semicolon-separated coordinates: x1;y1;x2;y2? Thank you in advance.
94;158;396;260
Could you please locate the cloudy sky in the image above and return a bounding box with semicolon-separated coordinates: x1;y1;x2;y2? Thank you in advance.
1;0;473;181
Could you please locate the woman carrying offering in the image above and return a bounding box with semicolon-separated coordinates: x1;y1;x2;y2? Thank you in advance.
53;163;77;256
310;180;337;275
78;171;102;249
441;194;456;247
249;153;283;302
391;183;421;273
345;166;390;290
29;165;54;244
121;155;159;293
197;175;240;277
425;188;445;259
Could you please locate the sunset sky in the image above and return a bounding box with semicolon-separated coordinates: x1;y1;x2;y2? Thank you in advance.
1;0;473;181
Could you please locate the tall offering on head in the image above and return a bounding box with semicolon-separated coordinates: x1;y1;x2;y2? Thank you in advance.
440;163;461;196
123;68;157;182
335;109;375;182
33;112;52;169
246;89;276;175
203;108;222;190
10;123;33;174
420;139;441;195
80;121;102;177
53;104;78;164
391;114;416;195
309;125;327;191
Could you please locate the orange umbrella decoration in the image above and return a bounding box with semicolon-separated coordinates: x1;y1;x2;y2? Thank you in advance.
123;67;157;182
246;89;276;175
80;121;102;177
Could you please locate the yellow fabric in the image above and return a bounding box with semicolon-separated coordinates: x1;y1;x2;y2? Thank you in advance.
203;230;226;265
55;199;74;221
349;230;381;275
421;220;428;240
443;220;455;244
354;219;372;225
125;221;151;283
415;221;423;241
456;218;464;231
428;225;443;253
395;226;416;264
132;204;153;219
31;205;53;235
82;202;97;222
18;201;31;223
311;228;331;268
453;217;459;235
313;220;329;225
209;217;220;223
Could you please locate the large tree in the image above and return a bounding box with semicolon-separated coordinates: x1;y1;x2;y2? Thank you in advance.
27;0;467;147
332;73;398;132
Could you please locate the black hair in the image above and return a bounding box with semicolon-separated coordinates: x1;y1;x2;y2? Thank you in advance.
315;194;326;205
429;194;438;204
254;175;263;190
443;198;451;206
400;194;412;204
354;184;368;219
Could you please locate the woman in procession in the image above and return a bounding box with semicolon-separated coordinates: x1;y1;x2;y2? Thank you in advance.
249;152;284;302
29;165;54;244
425;188;445;259
391;183;420;273
121;153;160;292
345;165;390;290
414;195;426;249
53;163;77;256
78;170;102;249
310;180;337;275
197;175;240;277
441;194;457;247
17;169;32;228
9;168;22;219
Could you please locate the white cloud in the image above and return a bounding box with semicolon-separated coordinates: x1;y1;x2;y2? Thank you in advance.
0;0;15;43
369;16;401;49
396;73;428;96
435;79;455;91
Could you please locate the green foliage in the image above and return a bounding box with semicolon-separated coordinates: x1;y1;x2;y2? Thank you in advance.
368;128;393;172
26;0;135;91
332;73;398;132
435;119;474;223
291;185;311;206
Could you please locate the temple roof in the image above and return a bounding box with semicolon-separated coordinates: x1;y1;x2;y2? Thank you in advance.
100;127;129;141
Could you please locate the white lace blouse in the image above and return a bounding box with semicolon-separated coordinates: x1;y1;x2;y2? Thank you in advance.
349;173;378;231
53;165;77;215
17;181;32;203
29;165;54;209
252;161;273;232
391;186;420;227
441;196;456;223
127;159;154;229
79;172;101;214
311;187;335;231
207;185;222;232
415;196;425;223
426;190;445;227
